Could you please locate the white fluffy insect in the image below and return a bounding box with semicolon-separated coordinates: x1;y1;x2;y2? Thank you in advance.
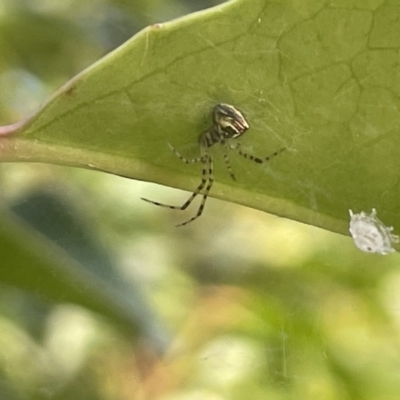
349;208;399;255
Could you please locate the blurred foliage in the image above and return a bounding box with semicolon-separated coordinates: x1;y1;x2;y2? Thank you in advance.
1;1;400;400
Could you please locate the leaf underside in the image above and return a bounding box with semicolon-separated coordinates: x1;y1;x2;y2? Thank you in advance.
1;0;400;242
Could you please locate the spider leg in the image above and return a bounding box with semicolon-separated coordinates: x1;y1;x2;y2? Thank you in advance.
168;143;203;163
141;168;207;210
222;150;236;181
141;154;213;226
176;156;214;227
232;143;286;163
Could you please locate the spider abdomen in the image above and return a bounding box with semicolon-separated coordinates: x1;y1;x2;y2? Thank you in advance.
212;103;249;141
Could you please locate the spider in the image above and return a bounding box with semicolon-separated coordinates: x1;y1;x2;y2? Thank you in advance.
141;103;285;226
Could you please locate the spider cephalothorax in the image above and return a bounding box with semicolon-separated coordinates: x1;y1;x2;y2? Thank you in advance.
142;103;285;226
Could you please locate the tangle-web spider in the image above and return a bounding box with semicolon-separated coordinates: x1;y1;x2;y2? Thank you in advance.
142;103;285;226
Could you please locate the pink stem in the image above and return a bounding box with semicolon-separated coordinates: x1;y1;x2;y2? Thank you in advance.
0;118;29;137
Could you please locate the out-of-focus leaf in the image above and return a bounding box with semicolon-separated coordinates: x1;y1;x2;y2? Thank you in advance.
0;7;100;80
0;193;170;351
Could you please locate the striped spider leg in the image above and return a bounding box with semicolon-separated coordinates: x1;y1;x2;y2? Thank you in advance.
229;142;286;166
141;145;214;227
141;103;286;226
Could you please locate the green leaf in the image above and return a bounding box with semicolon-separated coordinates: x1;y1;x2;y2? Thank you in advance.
0;0;399;242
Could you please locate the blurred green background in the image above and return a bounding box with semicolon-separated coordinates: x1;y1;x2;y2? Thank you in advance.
1;1;400;399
